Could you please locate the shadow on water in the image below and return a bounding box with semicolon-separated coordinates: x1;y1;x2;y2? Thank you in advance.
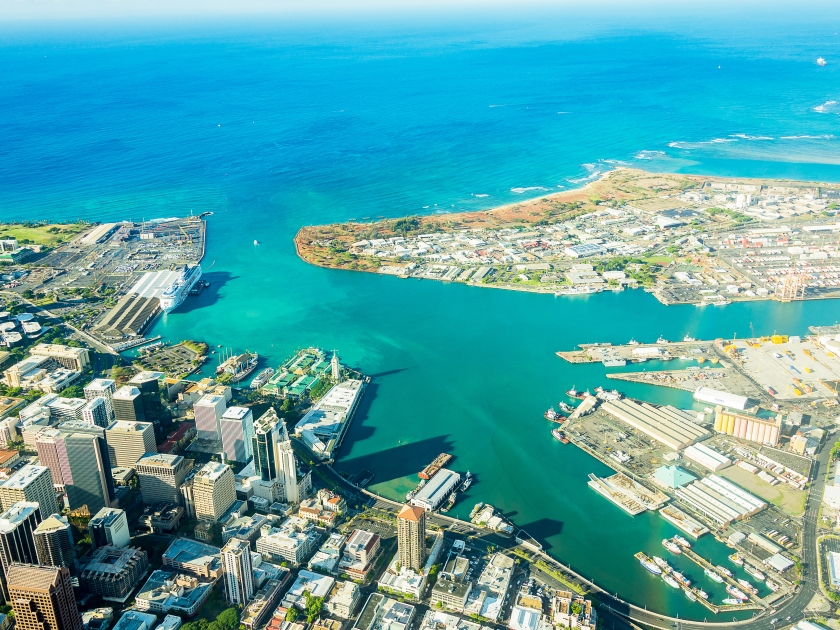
338;382;381;453
174;271;235;314
517;517;565;551
368;368;411;378
336;434;455;482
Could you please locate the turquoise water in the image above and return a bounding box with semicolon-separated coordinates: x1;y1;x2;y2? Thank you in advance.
3;12;840;619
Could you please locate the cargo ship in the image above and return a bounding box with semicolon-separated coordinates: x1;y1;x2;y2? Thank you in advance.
159;264;203;313
419;453;452;480
250;367;275;389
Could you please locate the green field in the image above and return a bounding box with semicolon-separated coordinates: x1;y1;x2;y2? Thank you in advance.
0;223;89;248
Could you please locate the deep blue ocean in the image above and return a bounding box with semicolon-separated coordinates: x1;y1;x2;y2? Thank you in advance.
2;9;840;618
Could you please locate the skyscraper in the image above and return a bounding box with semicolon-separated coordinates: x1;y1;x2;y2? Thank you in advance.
83;378;116;421
0;465;59;521
250;408;300;503
81;397;110;428
112;386;145;423
7;564;82;630
194;394;226;441
127;371;166;429
40;422;115;515
277;440;299;504
221;538;253;606
397;505;426;571
33;514;75;575
105;420;157;468
88;507;130;550
193;462;236;521
220;406;254;463
0;502;42;601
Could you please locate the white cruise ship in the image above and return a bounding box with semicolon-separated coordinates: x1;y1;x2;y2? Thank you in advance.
159;264;202;313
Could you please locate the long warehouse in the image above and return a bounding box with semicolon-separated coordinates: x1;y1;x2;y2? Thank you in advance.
600;399;710;451
410;469;461;512
675;474;766;526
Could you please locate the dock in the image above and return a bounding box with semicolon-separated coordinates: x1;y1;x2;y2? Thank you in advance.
606;368;734;394
658;505;709;538
587;472;669;515
680;546;768;612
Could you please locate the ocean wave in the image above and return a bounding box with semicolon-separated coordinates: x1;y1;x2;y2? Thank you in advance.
511;186;549;194
780;134;836;140
473;193;489;198
489;104;506;108
634;150;666;160
669;138;737;149
567;171;605;185
557;111;571;114
730;134;774;140
813;100;838;113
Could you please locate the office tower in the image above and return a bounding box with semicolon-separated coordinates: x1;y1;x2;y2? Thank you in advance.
88;507;130;550
193;462;235;521
221;538;253;606
44;397;86;422
39;422;115;515
397;505;426;571
194;394;226;441
220;406;254;463
251;409;285;483
278;440;299;504
112;386;145;423
84;379;116;421
29;344;90;371
136;453;190;506
7;564;82;630
33;514;75;575
81;397;110;428
127;371;165;426
105;421;157;468
0;503;42;601
0;465;59;521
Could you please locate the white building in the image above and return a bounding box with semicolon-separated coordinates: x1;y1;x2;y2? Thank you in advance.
194;394;227;441
84;379;117;421
256;516;320;565
82;397;110;428
222;538;254;605
220;406;254;463
693;387;748;411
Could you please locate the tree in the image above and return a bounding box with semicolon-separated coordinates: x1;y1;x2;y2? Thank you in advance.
217;608;239;630
59;385;84;399
304;592;323;623
570;602;583;616
285;608;299;622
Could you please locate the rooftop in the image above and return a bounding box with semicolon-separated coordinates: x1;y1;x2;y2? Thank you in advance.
222;406;251;420
398;505;424;522
137;453;183;467
196;461;231;482
0;502;40;531
1;464;50;490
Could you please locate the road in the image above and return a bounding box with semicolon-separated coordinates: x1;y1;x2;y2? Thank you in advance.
312;437;834;630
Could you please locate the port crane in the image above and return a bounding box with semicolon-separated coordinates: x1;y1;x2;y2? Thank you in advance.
178;224;193;245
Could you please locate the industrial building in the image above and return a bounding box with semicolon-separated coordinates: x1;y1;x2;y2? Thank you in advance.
713;408;781;446
675;474;766;526
693;387;749;410
600;399;709;451
410;469;461;511
683;442;732;471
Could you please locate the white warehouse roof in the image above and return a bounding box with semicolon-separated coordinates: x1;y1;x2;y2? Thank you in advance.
600;399;709;451
683;442;731;471
693;387;748;411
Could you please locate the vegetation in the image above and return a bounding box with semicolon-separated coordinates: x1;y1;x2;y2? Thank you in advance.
303;592;324;623
705;206;750;223
181;604;240;630
570;602;583;616
285;608;299;622
58;385;85;399
308;377;333;402
0;221;89;248
182;340;208;356
392;217;420;235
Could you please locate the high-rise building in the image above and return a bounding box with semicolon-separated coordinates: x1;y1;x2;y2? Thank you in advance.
84;379;116;421
193;462;236;521
127;372;165;428
221;538;253;606
0;465;59;521
81;397;110;428
220;406;254;463
0;503;42;601
39;422;115;515
397;505;426;571
136;453;191;506
251;409;285;483
194;394;226;442
33;514;75;575
7;563;82;630
112;386;145;423
88;507;130;550
105;421;157;468
29;344;90;371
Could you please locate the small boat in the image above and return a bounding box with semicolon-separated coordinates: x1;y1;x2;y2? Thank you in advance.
470;502;484;518
716;565;733;578
662;574;680;589
441;492;457;513
662;539;681;554
728;553;744;566
693;588;708;600
628;339;639;345
674;535;691;549
672;571;690;587
552;428;570;444
657;336;669;344
817;57;827;66
745;567;765;581
722;598;743;606
766;580;779;592
683;335;696;342
684;588;697;602
652;556;671;571
704;569;724;583
737;579;757;595
638;553;662;575
460;471;473;491
254;240;260;245
726;585;748;601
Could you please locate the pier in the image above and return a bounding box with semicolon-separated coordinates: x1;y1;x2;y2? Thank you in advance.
680;547;768;612
606;368;733;393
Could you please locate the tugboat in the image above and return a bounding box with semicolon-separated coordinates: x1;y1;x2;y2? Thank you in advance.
728;553;744;566
460;472;473;491
552;428;570;444
441;492;457;513
544;408;566;423
557;402;576;414
628;339;640;345
662;538;682;554
704;569;724;583
566;386;587;399
716;565;733;578
657;336;670;344
662;574;680;589
683;335;696;342
673;535;691;549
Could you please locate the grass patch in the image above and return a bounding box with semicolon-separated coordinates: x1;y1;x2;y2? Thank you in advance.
642;256;675;266
0;223;89;248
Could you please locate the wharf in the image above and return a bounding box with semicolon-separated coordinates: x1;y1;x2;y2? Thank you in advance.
659;505;709;538
606;367;732;393
556;339;715;365
680;547;768;612
587;472;669;515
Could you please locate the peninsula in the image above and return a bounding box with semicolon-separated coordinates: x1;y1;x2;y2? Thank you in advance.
295;169;840;305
